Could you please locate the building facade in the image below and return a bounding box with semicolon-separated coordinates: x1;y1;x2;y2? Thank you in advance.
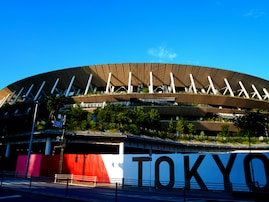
0;63;269;163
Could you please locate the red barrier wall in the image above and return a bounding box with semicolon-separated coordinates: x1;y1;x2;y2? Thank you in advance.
16;154;110;183
16;154;41;177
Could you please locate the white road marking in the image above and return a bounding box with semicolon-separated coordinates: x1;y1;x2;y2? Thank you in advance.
0;195;22;200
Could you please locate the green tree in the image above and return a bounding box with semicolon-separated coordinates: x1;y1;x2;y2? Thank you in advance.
46;95;65;120
93;104;162;136
87;113;97;130
220;125;230;137
176;117;185;135
147;108;160;130
66;105;89;130
187;122;196;135
96;104;114;123
167;118;174;134
95;104;114;130
131;106;147;131
94;103;129;131
167;118;175;139
233;111;267;138
142;87;149;93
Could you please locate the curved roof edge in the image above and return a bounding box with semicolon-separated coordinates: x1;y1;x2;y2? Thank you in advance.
0;63;268;108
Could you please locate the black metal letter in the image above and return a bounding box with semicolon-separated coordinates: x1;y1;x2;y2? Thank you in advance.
133;157;151;187
212;153;236;191
155;156;175;188
184;155;207;190
244;153;269;192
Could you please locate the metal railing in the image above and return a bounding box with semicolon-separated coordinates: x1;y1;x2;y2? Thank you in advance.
0;172;264;191
0;172;268;201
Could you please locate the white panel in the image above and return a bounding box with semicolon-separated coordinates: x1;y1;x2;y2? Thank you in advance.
122;152;269;191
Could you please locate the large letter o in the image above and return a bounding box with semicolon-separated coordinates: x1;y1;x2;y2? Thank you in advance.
155;156;175;188
244;153;269;192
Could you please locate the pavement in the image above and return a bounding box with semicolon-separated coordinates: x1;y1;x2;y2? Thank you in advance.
0;178;267;202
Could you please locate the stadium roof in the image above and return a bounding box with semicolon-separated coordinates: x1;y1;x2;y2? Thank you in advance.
0;63;268;109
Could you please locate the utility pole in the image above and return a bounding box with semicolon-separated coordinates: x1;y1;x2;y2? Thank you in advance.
25;102;39;178
59;115;66;174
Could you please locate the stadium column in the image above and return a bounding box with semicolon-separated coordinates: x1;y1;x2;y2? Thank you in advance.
119;142;124;155
263;88;269;100
127;72;132;93
170;72;176;93
105;72;112;94
4;142;10;157
12;87;24;104
45;137;52;155
149;71;153;93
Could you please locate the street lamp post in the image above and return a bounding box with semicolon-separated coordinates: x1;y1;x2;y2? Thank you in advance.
59;115;66;174
52;114;67;175
149;149;152;190
25;102;39;178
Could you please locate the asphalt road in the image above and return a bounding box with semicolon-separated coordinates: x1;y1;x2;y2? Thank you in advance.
0;179;264;202
0;189;61;202
0;186;184;202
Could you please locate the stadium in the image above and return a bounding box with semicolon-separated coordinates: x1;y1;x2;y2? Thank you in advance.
0;63;269;191
1;63;269;158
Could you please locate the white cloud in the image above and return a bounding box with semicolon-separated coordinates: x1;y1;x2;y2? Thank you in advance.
244;9;267;18
148;46;177;61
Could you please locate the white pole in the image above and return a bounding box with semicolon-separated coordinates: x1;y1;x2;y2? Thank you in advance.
4;142;11;158
45;137;52;155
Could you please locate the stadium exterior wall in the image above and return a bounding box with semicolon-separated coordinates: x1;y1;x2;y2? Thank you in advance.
15;152;269;192
0;63;269;160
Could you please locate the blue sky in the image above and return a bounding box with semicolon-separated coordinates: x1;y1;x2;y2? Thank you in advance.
0;0;268;90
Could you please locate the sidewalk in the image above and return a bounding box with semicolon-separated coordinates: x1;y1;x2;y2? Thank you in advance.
0;178;264;202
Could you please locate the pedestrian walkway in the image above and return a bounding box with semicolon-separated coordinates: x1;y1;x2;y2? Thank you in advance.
0;179;261;202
